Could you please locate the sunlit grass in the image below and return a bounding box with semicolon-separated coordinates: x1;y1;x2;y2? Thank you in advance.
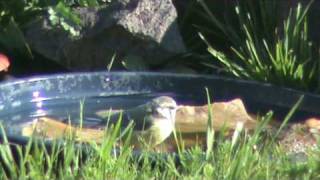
0;95;319;179
199;0;319;91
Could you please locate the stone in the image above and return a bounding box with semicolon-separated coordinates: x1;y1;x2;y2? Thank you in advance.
278;123;317;155
21;117;104;143
24;0;186;70
305;118;320;130
175;98;257;133
305;118;320;136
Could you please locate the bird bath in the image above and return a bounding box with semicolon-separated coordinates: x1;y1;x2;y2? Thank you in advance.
0;72;320;147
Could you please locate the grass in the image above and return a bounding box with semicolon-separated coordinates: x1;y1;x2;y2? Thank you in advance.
0;96;320;179
198;0;319;91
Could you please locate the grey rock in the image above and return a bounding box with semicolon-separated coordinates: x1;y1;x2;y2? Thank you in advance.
24;0;186;70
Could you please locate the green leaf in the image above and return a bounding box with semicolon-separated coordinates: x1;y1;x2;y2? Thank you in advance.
55;2;81;26
47;1;83;37
0;18;33;59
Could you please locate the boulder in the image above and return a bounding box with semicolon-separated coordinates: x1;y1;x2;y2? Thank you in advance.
24;0;186;70
175;98;257;132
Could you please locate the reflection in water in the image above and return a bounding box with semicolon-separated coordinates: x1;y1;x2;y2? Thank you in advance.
0;94;165;137
32;90;46;117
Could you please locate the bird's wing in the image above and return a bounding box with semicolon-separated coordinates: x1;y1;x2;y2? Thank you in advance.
95;109;123;119
100;105;153;132
123;105;153;131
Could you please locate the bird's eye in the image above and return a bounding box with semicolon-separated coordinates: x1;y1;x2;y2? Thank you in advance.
154;106;176;119
146;107;152;113
168;106;176;110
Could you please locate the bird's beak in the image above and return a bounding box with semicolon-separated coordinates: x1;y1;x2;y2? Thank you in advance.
170;108;177;122
156;107;177;123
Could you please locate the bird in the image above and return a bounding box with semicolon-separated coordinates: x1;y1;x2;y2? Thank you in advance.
97;96;178;149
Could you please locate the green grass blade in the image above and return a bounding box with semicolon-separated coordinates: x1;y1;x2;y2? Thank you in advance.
205;87;214;160
274;95;304;139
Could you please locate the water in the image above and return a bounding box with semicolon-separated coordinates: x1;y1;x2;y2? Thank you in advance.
0;94;173;138
1;71;317;145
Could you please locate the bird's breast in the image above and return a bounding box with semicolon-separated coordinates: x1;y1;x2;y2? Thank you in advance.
152;119;174;141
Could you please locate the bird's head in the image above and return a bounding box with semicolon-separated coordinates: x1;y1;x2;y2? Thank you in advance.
146;96;177;123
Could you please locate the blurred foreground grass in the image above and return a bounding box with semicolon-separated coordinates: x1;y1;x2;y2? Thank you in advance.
0;100;320;179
